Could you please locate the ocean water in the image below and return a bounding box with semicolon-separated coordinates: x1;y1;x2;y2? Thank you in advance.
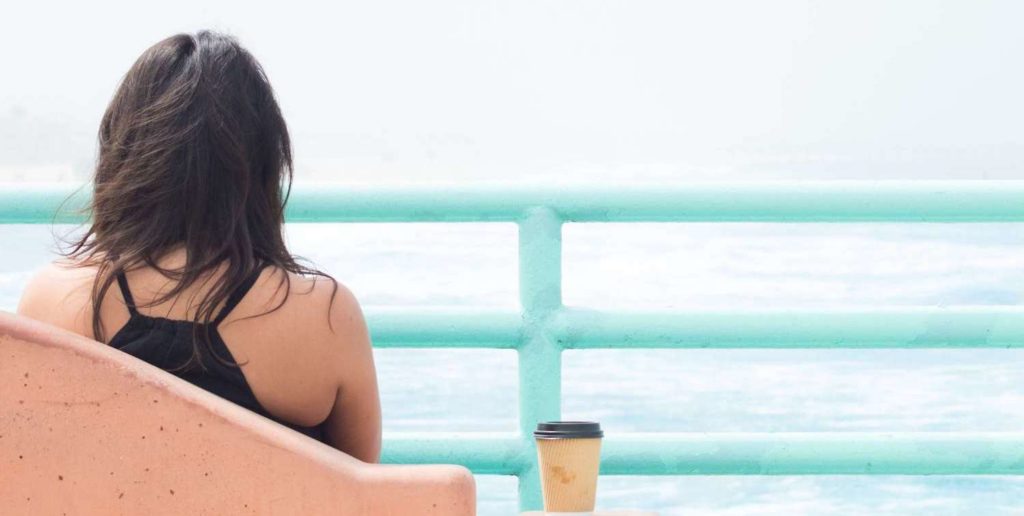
5;222;1024;515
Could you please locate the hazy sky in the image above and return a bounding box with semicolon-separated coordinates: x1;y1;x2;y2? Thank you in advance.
1;0;1022;182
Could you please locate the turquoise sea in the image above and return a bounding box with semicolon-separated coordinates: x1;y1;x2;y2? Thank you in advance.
5;221;1024;515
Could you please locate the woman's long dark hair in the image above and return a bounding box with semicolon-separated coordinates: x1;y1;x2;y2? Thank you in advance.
63;30;335;370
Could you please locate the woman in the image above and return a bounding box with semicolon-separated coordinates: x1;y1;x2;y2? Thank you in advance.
16;31;381;463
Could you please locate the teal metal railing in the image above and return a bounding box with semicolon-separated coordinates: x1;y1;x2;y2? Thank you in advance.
6;181;1024;512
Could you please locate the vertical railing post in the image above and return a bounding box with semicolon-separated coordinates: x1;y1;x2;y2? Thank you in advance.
517;206;564;511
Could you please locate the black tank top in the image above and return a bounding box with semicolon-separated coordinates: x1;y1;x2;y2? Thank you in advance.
108;264;328;443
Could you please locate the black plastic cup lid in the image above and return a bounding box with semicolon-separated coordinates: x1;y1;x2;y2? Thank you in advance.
534;421;603;439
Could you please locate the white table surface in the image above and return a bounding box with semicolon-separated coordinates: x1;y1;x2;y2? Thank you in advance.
520;511;659;515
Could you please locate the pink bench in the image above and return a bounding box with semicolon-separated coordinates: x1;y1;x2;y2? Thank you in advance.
0;311;475;515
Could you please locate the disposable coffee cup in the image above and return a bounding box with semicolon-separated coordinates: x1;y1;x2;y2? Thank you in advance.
534;421;604;512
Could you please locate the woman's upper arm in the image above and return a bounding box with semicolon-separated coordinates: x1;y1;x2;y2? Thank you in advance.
322;283;382;463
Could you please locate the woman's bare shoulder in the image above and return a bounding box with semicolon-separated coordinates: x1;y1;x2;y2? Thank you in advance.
251;267;357;312
227;267;370;426
24;258;97;285
244;267;367;350
17;259;100;335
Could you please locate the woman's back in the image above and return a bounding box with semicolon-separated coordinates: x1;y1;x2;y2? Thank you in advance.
18;249;382;463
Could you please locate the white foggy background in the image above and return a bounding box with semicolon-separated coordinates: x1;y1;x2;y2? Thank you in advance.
4;1;1024;514
1;0;1023;182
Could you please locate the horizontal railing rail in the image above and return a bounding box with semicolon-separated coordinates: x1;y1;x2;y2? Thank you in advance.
5;181;1024;511
8;181;1024;223
366;306;1024;349
382;432;1024;475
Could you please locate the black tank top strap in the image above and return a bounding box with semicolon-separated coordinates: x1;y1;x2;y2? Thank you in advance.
114;269;139;316
211;262;268;327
